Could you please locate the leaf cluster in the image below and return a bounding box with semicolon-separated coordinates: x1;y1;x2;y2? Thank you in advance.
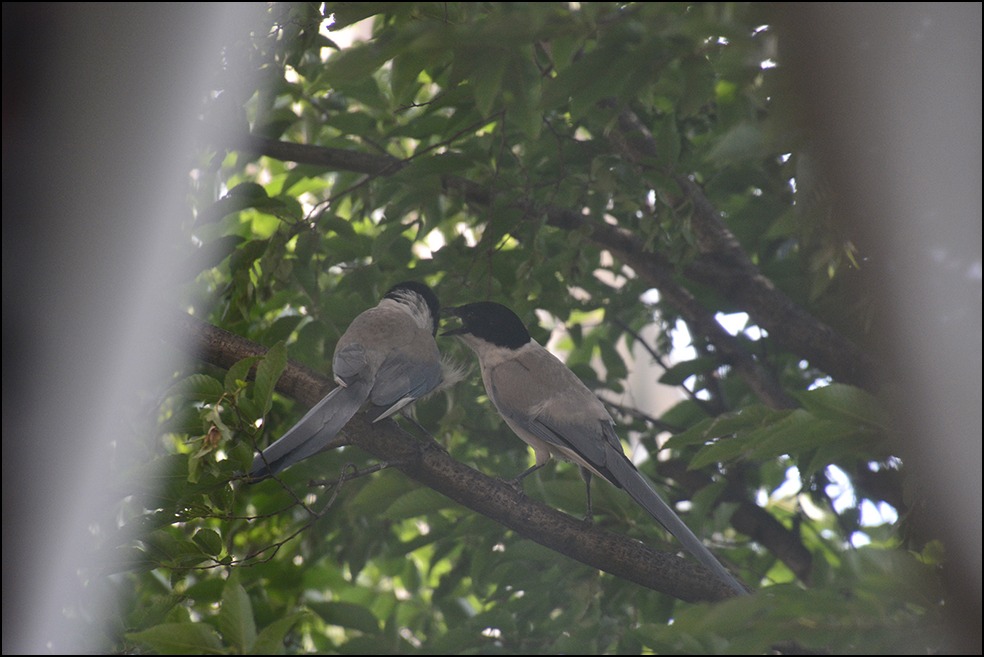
83;3;950;654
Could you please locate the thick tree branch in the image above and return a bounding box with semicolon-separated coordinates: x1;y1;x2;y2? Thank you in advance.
539;201;798;410
612;108;878;390
166;312;332;403
166;313;747;602
205;130;873;399
656;460;813;584
210;130;407;176
212;127;793;407
204;131;874;394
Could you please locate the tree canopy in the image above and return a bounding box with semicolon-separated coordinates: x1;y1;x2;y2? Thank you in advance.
65;3;965;654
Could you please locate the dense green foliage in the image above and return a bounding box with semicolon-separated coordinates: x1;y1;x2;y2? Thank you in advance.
94;3;949;653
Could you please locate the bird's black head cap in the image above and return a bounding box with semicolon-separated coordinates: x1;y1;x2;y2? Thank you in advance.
442;301;531;349
385;281;440;334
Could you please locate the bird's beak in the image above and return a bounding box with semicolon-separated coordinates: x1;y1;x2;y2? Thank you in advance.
439;306;465;337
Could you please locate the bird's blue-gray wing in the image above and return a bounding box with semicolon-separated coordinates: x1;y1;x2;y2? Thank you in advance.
365;329;442;422
485;352;614;471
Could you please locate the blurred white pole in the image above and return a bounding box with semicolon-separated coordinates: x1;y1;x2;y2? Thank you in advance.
2;4;259;653
775;4;981;652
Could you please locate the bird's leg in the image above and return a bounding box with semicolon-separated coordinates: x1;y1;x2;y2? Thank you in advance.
507;461;547;492
310;461;393;488
580;467;594;523
385;408;452;454
400;411;441;444
403;413;431;437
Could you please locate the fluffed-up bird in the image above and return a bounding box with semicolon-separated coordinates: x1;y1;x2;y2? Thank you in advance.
442;301;748;595
248;281;445;482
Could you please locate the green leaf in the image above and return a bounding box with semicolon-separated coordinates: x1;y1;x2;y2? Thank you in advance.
652;111;681;168
225;356;259;393
347;471;416;516
181;235;244;278
687;409;866;470
228;240;271;284
195;184;278;225
411;152;478;176
320;37;399;85
745;414;860;461
264;314;305;345
319;214;357;238
794;383;891;431
706;122;768;165
218;573;257;653
126;622;225;654
687;432;756;470
664;405;776;450
505;57;542;140
471;53;508;117
253;341;288;415
169;373;225;404
127;593;186;630
381;487;457;520
390;50;428;105
308;601;381;635
252;612;311;655
370;222;414;268
542;43;628;116
192;528;224;557
139;530;210;569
